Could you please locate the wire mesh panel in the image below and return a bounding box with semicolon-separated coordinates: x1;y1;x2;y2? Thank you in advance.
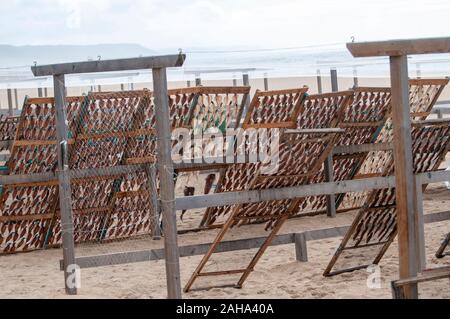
324;120;450;276
0;96;85;253
0;86;251;255
337;79;449;212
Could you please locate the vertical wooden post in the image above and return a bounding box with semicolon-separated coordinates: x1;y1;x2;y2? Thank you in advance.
146;164;161;240
152;67;182;299
97;85;102;92
187;80;191;88
44;88;48;97
38;87;43;97
130;82;135;91
14;89;19;110
324;75;338;218
120;84;125;91
330;69;339;92
232;77;237;87
317;70;323;94
7;89;13;117
324;153;336;218
414;176;426;271
295;233;308;262
353;68;359;88
390;55;419;299
195;76;202;87
264;73;269;91
53;74;77;295
243;73;250;115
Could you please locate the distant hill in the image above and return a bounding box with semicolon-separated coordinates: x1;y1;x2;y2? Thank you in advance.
0;44;156;67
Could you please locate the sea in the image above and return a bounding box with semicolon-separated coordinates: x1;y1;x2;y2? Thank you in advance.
2;45;450;89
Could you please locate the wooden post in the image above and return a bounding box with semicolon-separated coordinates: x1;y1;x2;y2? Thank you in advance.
14;89;19;110
390;55;419;299
243;73;250;115
130;82;135;91
53;74;77;295
152;67;182;299
44;88;48;97
146;164;161;240
233;77;237;87
120;84;125;91
38;87;43;97
317;70;323;94
295;233;308;262
264;73;269;91
330;69;339;92
324;155;336;218
195;76;202;87
353;68;359;88
325;75;338;218
187;80;191;88
97;85;102;92
7;89;13;117
415;176;426;271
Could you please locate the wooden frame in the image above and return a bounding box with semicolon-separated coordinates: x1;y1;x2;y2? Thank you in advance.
347;37;450;299
28;54;186;299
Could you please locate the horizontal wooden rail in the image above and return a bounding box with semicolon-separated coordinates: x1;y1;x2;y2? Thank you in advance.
32;54;186;76
61;210;450;270
175;170;450;211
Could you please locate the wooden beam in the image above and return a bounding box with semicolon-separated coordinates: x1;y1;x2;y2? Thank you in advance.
333;143;393;155
61;210;450;270
284;128;345;135
330;69;339;92
0;164;145;186
32;54;186;76
390;55;419;299
54;74;77;296
7;89;13;117
347;37;450;57
317;70;323;94
175;170;450;211
152;67;182;299
324;154;336;218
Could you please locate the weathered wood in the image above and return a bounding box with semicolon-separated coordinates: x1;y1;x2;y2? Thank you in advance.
295;233;308;262
285;128;345;135
32;54;186;76
152;67;182;299
54;74;77;295
7;89;13;117
330;69;339;92
324;155;336;218
392;266;450;299
264;75;269;91
175;170;450;211
317;70;323;94
14;89;19;109
146;164;161;240
415;176;426;271
333;142;393;155
348;37;450;57
61;210;450;270
390;55;419;299
0;164;145;186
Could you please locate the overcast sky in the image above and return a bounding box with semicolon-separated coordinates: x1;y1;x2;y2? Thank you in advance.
2;0;450;50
